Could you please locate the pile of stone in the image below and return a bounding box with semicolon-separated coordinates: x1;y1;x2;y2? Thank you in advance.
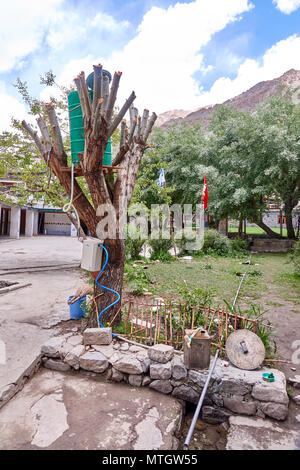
41;327;289;423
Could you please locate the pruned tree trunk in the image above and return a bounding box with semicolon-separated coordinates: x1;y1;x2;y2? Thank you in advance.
22;65;157;328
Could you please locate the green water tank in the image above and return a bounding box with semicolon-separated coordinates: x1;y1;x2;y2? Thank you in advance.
68;87;112;166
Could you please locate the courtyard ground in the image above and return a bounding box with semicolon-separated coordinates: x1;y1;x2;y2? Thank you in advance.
0;236;84;399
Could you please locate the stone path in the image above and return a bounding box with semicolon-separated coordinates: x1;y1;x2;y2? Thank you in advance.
0;369;183;450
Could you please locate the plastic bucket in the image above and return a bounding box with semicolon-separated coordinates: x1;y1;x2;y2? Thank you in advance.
68;296;86;320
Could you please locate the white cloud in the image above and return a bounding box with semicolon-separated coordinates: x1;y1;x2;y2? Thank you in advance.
0;81;28;131
56;0;253;113
197;34;300;107
273;0;300;14
89;12;129;31
0;0;62;73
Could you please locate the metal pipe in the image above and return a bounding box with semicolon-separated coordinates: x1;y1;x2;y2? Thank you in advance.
183;350;220;449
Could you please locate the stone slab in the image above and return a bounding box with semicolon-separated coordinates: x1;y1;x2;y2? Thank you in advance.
0;369;183;450
226;416;300;450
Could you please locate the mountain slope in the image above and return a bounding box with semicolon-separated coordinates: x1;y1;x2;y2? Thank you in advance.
160;69;300;129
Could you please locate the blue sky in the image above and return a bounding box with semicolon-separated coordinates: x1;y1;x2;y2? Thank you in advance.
0;0;299;130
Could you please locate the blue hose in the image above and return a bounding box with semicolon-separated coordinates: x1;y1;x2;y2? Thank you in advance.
95;245;120;334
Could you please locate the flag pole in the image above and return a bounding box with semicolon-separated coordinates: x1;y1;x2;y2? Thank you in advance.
163;180;177;258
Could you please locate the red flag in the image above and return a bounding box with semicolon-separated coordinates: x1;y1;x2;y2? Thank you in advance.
202;175;208;210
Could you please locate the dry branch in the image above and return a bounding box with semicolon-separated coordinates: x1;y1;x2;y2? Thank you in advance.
92;64;103;116
22;121;44;156
106;71;122;124
108;91;136;138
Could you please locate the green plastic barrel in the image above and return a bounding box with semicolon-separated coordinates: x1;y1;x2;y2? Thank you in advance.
68;88;112;166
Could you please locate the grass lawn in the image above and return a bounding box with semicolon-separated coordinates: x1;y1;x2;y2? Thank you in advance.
145;253;300;312
229;226;288;237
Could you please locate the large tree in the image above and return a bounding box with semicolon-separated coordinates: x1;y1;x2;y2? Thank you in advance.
20;66;157;325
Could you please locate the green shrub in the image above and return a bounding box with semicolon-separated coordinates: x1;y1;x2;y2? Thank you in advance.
125;224;147;260
291;240;300;275
228;237;247;253
149;237;173;261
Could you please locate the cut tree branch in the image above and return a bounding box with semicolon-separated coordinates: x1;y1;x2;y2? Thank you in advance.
92;64;103;116
45;103;67;165
107;91;136;138
106;71;122;125
21;121;44;156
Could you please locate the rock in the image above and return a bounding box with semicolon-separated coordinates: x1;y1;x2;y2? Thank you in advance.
41;336;66;358
43;359;71;372
172;356;187;380
211;394;224;407
188;369;214;389
67;335;83;346
92;344;115;359
202;406;231;425
141;358;150;374
223;397;257;416
150;362;172;380
226;416;300;450
58;342;74;358
136;350;148;361
112;342;120;350
64;345;85;370
79;351;109;373
142;376;151;386
172;385;200;404
257;402;288;421
148;344;174;364
252;379;289;405
288;376;300;389
113;355;144;375
108;352;122;365
217;422;229;434
292;395;300;405
129;345;144;353
110;368;125;383
149;380;173;394
213;378;251;396
120;342;129;351
0;384;16;404
128;375;143;387
83;328;112;346
256;408;265;419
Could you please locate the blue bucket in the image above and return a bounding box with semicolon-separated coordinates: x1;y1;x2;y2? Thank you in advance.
69;296;86;319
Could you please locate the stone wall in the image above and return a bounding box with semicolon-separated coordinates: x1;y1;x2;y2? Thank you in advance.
40;330;290;423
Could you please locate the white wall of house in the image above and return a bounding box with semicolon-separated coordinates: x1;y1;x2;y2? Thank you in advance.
25;210;35;237
10;206;21;238
44;212;71;236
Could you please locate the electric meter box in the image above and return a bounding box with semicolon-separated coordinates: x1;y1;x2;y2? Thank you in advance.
81;238;103;272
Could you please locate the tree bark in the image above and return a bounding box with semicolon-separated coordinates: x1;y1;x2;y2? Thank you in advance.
284;198;296;239
93;238;125;327
255;218;284;239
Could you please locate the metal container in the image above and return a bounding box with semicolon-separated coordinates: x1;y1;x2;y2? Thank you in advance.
184;328;211;370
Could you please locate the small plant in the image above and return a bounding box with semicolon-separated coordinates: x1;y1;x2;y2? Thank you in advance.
149;236;173;261
123;262;151;295
125;223;147;260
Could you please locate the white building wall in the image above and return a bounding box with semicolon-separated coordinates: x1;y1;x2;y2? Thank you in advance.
10;206;21;238
44;212;71;236
25;210;35;237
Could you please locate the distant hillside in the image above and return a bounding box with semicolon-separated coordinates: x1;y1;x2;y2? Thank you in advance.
159;69;300;129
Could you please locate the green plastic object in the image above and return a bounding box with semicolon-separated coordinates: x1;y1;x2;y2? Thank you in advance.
86;70;112;90
68;88;112;166
262;373;275;383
